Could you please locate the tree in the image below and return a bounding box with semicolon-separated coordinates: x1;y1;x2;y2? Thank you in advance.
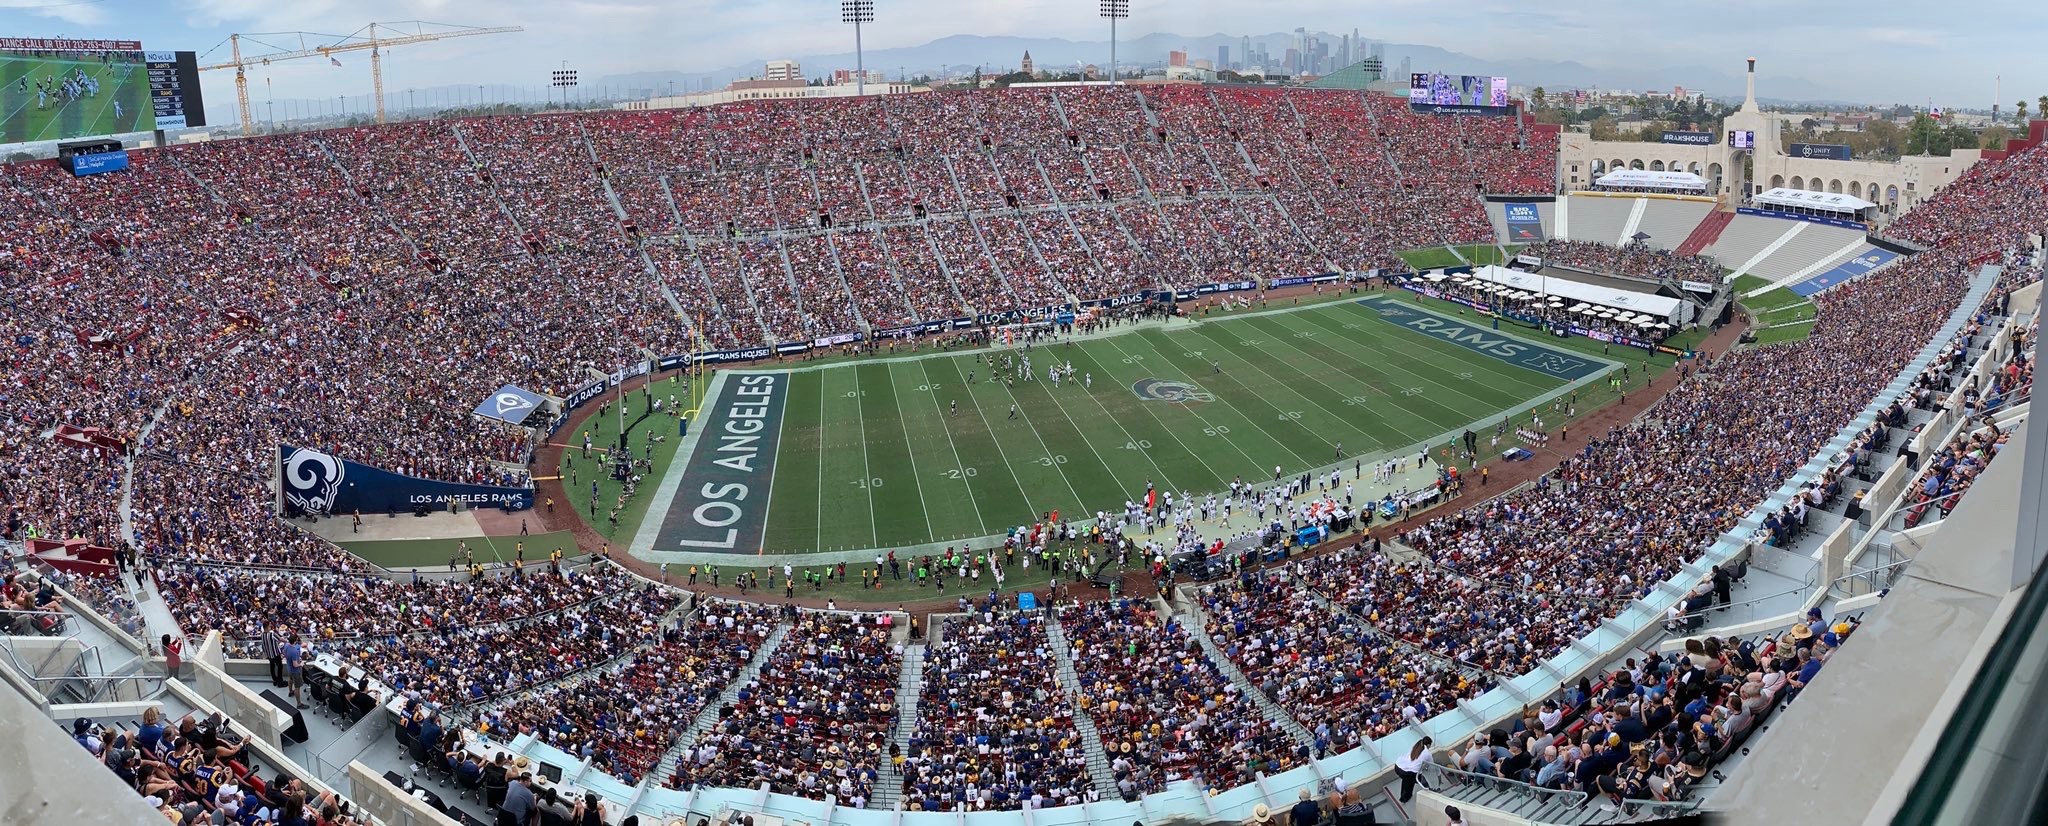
1904;114;1942;155
2018;101;2029;123
1942;124;1979;154
1588;116;1621;141
1532;86;1546;108
990;71;1034;88
2038;95;2048;122
1980;125;2012;150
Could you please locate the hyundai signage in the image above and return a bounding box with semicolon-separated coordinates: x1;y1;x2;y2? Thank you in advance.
1788;143;1853;161
1660;131;1714;146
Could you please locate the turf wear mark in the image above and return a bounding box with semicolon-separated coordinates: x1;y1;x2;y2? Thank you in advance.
655;372;788;553
1355;295;1603;380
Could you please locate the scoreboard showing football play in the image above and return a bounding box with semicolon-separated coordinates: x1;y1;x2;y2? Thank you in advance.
1408;72;1513;115
0;37;205;145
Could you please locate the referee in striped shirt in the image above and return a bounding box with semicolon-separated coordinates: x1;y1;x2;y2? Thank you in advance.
262;626;285;687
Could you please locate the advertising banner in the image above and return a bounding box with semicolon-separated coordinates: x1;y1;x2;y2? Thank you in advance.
472;385;545;426
1503;203;1545;242
1787;143;1852;161
1681;280;1717;294
70;151;129;176
1660;131;1715;145
1736;207;1865;230
278;445;532;516
1728;130;1756;149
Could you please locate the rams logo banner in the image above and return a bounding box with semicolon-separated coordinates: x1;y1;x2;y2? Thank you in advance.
277;445;533;516
473;384;545;426
1132;378;1216;403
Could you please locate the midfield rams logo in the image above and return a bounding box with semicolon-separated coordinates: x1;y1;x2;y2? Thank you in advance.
1132;378;1216;403
281;448;346;515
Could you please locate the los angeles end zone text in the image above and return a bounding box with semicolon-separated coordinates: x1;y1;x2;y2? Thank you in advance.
657;374;788;551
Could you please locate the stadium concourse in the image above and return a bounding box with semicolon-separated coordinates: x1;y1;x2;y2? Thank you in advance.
1;82;2044;826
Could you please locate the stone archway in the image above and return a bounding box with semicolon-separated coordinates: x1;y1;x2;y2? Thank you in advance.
1630;159;1645;170
1708;162;1725;192
1848;180;1861;199
1611;159;1626;174
1770;174;1784;189
1791;176;1806;190
1886;185;1899;202
1650;160;1666;171
1591;159;1607;176
1829;179;1842;193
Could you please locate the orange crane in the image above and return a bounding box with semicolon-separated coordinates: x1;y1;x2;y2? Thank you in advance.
199;21;523;135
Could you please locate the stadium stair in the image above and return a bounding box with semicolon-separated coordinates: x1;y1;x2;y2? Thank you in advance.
580;127;694;321
1042;613;1120;794
906;222;977;316
941;157;1030;304
1729;221;1806;278
1746;238;1880;297
849;163;928;319
1172;599;1319;751
867;642;926;810
1282;569;1507;688
1616;197;1649;245
1674;210;1735;256
645;621;792;793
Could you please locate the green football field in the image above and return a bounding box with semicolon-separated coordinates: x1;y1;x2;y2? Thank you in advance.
645;294;1629;558
0;53;151;144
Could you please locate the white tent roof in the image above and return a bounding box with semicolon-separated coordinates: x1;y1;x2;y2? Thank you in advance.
1593;169;1707;191
1752;187;1875;213
1468;265;1684;322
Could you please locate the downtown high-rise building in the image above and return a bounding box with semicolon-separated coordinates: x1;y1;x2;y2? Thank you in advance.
1240;36;1252;71
1217;45;1230;71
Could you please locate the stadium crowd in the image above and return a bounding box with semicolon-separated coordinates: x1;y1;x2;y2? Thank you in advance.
3;85;2045;817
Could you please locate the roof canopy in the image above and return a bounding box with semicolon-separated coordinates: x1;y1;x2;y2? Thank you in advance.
1469;265;1685;322
1593;169;1706;191
1752;187;1875;213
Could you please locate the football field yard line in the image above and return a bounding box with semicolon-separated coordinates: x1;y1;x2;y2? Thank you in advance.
1305;305;1559;395
852;367;879;545
1067;339;1274;480
814;376;826;551
1099;332;1308;472
1013;359;1180;497
880;361;940;542
983;362;1093;515
1237;314;1515;421
1058;345;1234;486
1294;314;1547;418
996;363;1131;510
1180;320;1428;448
755;374;788;552
908;359;993;537
937;358;1042;527
1119;330;1345;466
1145;323;1387;452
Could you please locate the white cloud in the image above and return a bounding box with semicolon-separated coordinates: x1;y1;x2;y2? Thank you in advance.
0;0;111;27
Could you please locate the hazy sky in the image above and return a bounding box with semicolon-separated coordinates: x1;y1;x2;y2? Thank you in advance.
0;0;2039;108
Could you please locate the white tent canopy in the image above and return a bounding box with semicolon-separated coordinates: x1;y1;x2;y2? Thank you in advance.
1752;187;1874;214
1593;169;1707;191
1466;265;1689;324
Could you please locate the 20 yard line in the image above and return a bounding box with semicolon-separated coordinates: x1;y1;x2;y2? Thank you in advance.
852;367;879;545
883;364;938;542
915;359;992;536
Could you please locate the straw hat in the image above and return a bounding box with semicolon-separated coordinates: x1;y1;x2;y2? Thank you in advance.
1252;804;1273;824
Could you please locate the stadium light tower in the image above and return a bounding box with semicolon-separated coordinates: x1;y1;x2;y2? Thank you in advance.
1100;0;1128;83
842;0;875;96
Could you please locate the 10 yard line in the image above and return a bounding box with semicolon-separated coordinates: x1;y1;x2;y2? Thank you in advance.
852;368;878;546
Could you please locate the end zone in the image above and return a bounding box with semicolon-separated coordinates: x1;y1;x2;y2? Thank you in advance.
631;371;790;560
1356;294;1606;380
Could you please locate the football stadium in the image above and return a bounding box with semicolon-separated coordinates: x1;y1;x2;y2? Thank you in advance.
1;13;2044;826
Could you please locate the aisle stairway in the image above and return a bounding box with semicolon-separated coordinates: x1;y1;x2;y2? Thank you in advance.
1674;210;1735;256
868;643;926;810
644;623;791;792
1171;599;1318;751
1043;614;1119;797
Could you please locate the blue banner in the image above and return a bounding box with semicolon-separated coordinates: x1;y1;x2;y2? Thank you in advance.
1503;203;1545;242
473;384;545;425
278;446;532;516
1787;143;1853;161
1786;248;1900;296
70;150;129;176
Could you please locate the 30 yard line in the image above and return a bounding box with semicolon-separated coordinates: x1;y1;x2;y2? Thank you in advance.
883;363;938;542
1017;360;1177;496
852;368;879;545
914;358;992;536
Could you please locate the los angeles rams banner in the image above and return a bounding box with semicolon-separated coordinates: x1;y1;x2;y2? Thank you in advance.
278;445;534;517
472;385;546;426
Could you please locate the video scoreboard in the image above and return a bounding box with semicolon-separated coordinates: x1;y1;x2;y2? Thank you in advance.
0;36;204;146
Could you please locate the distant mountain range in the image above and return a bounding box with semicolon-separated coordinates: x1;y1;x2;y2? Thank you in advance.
593;31;1861;106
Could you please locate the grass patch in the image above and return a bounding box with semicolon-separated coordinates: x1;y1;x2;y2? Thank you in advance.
559;376;700;551
1752;321;1817;346
1397;244;1520;271
340;530;580;570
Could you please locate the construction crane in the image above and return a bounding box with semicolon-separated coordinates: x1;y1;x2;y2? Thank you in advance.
199;21;523;135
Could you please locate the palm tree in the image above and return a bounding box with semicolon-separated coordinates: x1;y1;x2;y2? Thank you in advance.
2020;101;2030;123
2037;95;2048;122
